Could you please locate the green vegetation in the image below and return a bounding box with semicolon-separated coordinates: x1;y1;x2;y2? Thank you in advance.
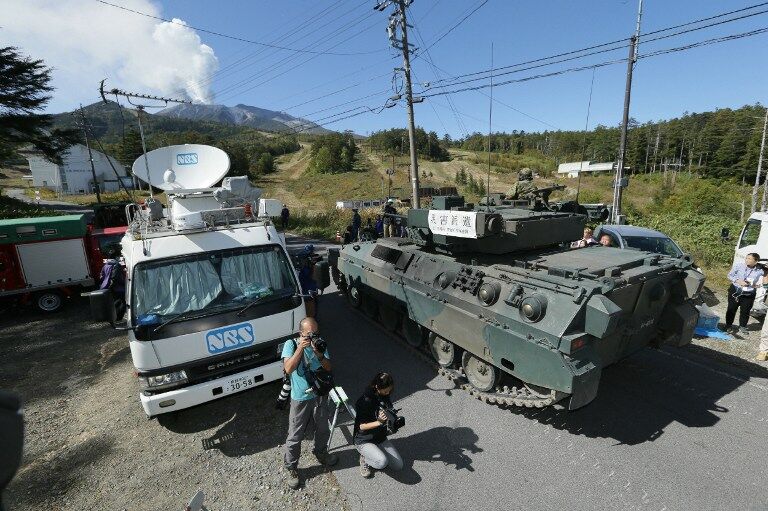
286;208;381;240
0;46;79;165
368;127;450;162
307;132;359;174
0;193;61;219
452;103;767;180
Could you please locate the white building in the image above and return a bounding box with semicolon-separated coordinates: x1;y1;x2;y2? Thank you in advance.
25;144;131;194
557;161;616;178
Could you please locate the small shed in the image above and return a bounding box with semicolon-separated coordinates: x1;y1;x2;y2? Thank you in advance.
557;161;615;178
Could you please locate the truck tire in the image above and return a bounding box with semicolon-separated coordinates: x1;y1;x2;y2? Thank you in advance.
36;291;63;313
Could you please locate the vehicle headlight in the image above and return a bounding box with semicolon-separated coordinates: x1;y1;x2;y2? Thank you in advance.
138;370;188;390
276;341;286;355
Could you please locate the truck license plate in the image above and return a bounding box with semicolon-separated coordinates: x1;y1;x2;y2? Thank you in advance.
225;375;255;394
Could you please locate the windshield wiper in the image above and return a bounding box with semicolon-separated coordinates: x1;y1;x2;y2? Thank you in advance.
236;291;286;317
153;310;193;333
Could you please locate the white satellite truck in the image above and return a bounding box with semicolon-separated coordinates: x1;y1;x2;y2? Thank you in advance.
88;144;328;417
728;211;768;320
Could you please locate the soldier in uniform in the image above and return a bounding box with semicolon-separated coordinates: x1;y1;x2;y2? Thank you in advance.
508;168;538;200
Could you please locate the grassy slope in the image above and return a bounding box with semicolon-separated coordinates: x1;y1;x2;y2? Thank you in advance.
258;145;746;287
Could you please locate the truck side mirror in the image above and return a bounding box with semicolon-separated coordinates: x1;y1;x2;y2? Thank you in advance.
313;260;330;290
88;289;116;323
721;227;730;242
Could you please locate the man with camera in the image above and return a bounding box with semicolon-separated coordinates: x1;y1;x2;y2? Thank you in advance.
353;372;404;478
281;317;337;489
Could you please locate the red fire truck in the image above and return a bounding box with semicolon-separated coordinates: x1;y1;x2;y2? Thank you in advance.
0;214;127;312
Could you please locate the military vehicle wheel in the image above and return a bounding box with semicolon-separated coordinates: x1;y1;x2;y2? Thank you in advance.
462;352;498;392
346;285;362;308
379;305;401;332
428;333;457;367
402;318;423;348
524;383;553;399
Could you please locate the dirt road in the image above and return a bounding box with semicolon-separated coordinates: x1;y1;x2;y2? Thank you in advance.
1;300;349;511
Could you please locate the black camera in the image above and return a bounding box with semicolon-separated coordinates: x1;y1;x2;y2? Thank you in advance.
380;404;405;434
304;367;334;397
308;332;327;354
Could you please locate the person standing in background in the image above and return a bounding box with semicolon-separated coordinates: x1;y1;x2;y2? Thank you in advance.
724;252;764;335
351;208;362;241
382;199;397;237
280;204;290;230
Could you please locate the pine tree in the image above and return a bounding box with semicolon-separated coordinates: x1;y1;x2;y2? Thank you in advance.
467;174;477;193
0;46;79;163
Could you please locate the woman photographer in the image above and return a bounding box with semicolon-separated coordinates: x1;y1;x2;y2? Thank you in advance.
353;372;403;478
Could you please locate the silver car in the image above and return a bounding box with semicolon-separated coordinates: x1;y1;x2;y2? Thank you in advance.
593;224;686;258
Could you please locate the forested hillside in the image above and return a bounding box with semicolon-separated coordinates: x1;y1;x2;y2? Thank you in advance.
50;101;302;179
457;103;766;179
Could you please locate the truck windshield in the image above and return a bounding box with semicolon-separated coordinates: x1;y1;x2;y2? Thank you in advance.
622;235;682;257
132;245;297;322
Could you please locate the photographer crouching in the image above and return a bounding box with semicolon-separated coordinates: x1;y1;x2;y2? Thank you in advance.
353;372;404;478
281;317;337;489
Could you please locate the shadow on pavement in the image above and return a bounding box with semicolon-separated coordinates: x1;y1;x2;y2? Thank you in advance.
518;345;761;445
306;425;482;486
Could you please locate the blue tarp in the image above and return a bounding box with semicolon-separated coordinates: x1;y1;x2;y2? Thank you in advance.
694;326;734;340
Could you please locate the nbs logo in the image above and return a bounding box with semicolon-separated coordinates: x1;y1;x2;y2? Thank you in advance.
176;152;199;165
205;323;255;354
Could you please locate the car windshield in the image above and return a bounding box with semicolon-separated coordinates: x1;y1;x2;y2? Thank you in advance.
132;245;297;323
622;235;682;257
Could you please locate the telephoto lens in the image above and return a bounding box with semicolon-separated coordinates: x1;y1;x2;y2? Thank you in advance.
275;381;291;409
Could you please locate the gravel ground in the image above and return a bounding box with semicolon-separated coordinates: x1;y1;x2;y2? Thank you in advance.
1;298;350;511
693;286;768;369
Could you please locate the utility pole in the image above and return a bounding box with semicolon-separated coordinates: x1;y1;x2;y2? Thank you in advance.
610;35;637;224
756;107;768;211
77;104;102;203
610;0;643;223
378;0;421;208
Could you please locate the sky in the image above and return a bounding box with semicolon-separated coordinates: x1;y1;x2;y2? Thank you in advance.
2;0;767;138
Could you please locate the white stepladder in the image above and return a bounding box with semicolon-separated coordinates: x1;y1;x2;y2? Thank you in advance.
327;386;356;451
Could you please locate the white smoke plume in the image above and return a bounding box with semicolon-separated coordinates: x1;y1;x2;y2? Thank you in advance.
0;0;219;106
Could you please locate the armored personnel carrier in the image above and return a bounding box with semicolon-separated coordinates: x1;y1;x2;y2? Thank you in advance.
328;195;703;409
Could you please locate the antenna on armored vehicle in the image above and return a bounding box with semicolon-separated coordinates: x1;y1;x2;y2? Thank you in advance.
485;42;494;211
98;80;191;200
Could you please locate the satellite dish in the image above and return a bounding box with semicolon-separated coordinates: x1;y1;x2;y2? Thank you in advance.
132;144;230;191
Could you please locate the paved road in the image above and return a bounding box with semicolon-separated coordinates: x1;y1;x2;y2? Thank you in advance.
5;187;93;213
311;279;768;511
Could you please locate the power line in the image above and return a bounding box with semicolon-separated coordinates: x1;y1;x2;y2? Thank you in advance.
190;0;355;90
215;11;381;101
423;2;768;89
420;24;768;99
94;0;384;56
415;0;489;56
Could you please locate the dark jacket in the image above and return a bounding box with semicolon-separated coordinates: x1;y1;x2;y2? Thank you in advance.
353;387;390;445
382;204;397;224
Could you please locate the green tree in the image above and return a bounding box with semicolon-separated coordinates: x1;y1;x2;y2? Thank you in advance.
250;152;275;177
0;46;79;164
115;129;144;166
467;173;477;194
308;132;358;173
